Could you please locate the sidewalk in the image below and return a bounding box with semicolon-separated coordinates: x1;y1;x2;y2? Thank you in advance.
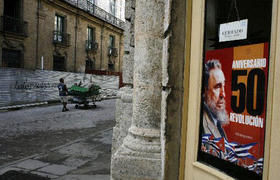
0;95;118;111
0;128;113;180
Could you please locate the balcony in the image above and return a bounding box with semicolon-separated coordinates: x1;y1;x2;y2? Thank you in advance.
86;40;98;52
63;0;125;29
0;16;28;37
108;47;118;57
53;31;71;46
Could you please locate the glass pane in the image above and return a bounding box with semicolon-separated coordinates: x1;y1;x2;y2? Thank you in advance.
54;16;57;31
58;17;62;32
109;35;115;47
198;0;273;179
55;15;64;33
88;27;93;41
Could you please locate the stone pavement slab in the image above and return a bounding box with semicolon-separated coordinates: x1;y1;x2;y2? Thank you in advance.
30;171;58;179
61;157;89;168
38;164;75;176
13;159;49;170
57;143;97;157
56;174;110;180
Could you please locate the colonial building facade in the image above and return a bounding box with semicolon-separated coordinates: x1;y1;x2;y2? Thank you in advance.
0;0;124;73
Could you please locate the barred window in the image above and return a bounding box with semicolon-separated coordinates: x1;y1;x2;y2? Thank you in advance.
54;15;65;42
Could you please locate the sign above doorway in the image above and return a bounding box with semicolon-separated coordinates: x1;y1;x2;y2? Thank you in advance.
219;19;248;42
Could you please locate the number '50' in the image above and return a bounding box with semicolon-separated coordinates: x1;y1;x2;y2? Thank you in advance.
231;69;265;116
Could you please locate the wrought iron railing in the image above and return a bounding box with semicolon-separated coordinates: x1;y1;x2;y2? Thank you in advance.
53;31;71;46
0;16;28;37
86;40;98;52
63;0;125;29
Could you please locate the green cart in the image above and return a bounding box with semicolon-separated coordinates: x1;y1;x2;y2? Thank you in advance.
68;84;101;109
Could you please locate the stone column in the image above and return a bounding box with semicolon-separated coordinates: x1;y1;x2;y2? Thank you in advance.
111;0;135;156
111;0;164;179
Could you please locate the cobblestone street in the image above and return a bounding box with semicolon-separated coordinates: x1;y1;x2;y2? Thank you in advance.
0;99;116;179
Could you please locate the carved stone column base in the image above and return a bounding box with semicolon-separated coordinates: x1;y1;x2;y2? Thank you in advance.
111;135;161;180
111;86;133;155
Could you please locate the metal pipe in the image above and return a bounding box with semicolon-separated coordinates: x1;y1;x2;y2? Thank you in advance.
74;14;78;72
36;0;40;69
118;33;121;72
100;23;104;70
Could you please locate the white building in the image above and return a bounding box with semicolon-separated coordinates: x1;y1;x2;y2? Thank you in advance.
89;0;125;21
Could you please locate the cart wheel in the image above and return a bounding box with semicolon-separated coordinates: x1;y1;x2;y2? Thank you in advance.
75;105;78;109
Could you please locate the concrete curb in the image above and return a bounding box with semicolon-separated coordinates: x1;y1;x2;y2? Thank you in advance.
0;102;48;111
47;100;60;104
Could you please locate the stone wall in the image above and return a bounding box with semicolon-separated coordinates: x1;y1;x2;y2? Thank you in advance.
161;0;187;178
0;67;119;107
122;0;134;84
24;0;38;69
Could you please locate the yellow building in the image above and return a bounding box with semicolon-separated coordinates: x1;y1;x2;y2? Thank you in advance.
0;0;124;73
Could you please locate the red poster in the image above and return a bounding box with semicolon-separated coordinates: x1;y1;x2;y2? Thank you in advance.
200;43;269;174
